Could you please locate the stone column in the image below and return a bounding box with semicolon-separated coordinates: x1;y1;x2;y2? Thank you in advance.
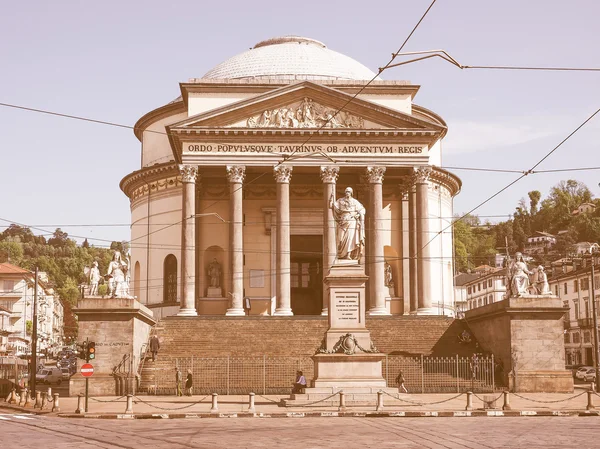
399;180;411;314
177;165;198;317
366;166;389;315
226;165;245;316
415;166;433;314
408;177;418;313
320;166;339;316
274;166;293;316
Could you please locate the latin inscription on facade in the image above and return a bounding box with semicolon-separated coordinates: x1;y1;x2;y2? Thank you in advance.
334;292;360;324
185;143;426;156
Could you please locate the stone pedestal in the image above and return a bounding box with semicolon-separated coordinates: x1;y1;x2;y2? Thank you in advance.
291;262;386;404
206;287;223;298
72;298;156;396
465;294;573;393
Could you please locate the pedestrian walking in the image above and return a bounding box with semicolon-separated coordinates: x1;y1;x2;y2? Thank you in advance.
185;369;193;396
175;367;183;397
396;371;408;393
149;335;160;362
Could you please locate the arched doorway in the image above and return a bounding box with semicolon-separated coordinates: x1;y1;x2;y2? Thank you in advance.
163;254;177;303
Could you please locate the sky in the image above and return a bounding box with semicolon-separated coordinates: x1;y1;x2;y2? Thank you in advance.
1;0;599;246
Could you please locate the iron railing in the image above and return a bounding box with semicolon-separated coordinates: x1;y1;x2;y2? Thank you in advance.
141;354;496;395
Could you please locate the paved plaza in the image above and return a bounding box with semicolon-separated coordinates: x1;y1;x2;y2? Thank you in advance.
1;406;598;449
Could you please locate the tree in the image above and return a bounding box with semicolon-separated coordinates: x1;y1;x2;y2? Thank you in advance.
56;276;80;306
48;228;71;248
0;241;24;264
528;190;541;215
82;238;90;249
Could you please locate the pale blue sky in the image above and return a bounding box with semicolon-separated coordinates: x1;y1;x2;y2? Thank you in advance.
1;0;598;245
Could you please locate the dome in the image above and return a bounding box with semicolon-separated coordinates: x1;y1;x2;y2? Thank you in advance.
202;36;379;81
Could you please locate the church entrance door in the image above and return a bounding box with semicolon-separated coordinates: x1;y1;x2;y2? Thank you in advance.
290;235;323;315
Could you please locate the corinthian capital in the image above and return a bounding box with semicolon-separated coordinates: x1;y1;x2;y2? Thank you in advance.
179;165;198;183
413;166;432;184
226;165;246;184
273;165;293;183
365;166;386;184
320;166;339;184
398;177;412;199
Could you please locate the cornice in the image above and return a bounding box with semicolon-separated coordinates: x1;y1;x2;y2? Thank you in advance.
429;166;462;197
133;100;187;142
120;162;180;199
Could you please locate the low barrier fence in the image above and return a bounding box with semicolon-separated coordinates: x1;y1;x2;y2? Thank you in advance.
142;354;496;395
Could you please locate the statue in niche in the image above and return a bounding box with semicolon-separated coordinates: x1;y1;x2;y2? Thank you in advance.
207;258;222;288
506;252;532;298
106;250;129;298
329;187;366;261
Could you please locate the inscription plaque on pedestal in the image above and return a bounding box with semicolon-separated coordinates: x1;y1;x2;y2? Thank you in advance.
332;291;361;326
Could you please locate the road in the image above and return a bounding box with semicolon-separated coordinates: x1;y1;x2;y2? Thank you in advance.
1;407;598;449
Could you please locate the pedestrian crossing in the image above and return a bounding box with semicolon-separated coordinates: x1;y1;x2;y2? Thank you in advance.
0;413;36;421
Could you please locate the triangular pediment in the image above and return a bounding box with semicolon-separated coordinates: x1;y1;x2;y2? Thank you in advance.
167;81;446;132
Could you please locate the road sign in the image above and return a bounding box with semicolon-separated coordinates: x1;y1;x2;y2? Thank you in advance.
80;363;94;377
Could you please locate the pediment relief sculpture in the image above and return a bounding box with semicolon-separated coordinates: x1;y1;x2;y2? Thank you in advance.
246;97;364;129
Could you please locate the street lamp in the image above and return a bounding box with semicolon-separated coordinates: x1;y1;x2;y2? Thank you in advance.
589;247;599;392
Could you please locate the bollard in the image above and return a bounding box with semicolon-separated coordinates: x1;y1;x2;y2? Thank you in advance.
376;391;384;411
586;390;595;411
210;393;219;413
75;394;84;414
40;392;47;410
52;393;60;412
24;389;32;408
338;391;346;412
502;391;511;411
47;386;52;399
34;390;41;409
8;388;17;404
247;392;256;413
19;388;27;407
465;391;473;411
125;394;133;414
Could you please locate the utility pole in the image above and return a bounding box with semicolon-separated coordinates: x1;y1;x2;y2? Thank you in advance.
589;248;599;392
30;266;38;394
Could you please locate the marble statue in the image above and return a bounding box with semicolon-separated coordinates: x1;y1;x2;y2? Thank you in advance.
329;187;366;261
533;265;552;295
107;250;129;298
208;258;222;288
88;261;101;296
384;262;394;288
506;252;532;298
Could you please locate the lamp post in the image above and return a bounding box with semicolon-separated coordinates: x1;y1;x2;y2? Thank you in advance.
589;247;599;392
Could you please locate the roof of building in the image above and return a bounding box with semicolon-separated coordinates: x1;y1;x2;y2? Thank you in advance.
202;36;380;81
0;263;31;276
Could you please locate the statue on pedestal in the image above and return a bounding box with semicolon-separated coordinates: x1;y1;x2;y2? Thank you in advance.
107;250;129;298
329;187;366;261
533;265;552;295
207;258;222;297
506;252;532;298
88;261;101;296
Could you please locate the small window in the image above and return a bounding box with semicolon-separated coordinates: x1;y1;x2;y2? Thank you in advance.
564;283;568;295
488;279;492;288
581;278;589;291
574;280;579;293
573;332;581;344
2;280;14;292
555;285;559;296
467;287;472;294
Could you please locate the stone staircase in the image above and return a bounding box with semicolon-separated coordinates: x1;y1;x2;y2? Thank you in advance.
138;315;480;394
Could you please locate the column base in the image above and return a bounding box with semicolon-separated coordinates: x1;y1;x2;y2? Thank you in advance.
416;307;437;315
367;307;391;316
225;308;245;316
321;308;328;316
176;308;198;317
274;308;294;316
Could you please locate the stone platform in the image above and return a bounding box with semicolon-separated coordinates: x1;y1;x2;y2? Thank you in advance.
283;386;398;407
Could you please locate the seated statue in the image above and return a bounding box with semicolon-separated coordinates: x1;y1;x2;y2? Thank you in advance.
533;265;552;295
506;252;532;298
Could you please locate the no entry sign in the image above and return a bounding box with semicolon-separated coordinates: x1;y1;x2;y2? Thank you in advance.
80;363;94;377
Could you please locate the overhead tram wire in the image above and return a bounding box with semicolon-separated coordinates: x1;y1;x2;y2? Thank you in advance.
415;106;600;258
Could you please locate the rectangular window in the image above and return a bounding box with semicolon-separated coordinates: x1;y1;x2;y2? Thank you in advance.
488;279;492;288
467;287;472;294
574;280;579;293
564;283;568;295
2;280;14;292
478;283;481;292
584;331;591;343
575;303;580;320
573;332;581;344
585;299;590;318
555;285;559;296
581;278;589;291
595;276;600;290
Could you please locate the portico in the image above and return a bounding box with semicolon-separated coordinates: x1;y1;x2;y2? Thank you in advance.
120;36;461;320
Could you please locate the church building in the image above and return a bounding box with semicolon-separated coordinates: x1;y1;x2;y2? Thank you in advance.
120;36;461;320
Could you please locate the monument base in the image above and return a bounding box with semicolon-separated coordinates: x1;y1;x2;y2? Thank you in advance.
206;287;222;298
312;353;386;388
510;370;574;393
283;386;398;407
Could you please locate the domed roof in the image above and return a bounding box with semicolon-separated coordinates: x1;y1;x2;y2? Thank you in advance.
202;36;379;81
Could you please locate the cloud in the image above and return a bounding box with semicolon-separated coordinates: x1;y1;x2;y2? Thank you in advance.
442;117;561;154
